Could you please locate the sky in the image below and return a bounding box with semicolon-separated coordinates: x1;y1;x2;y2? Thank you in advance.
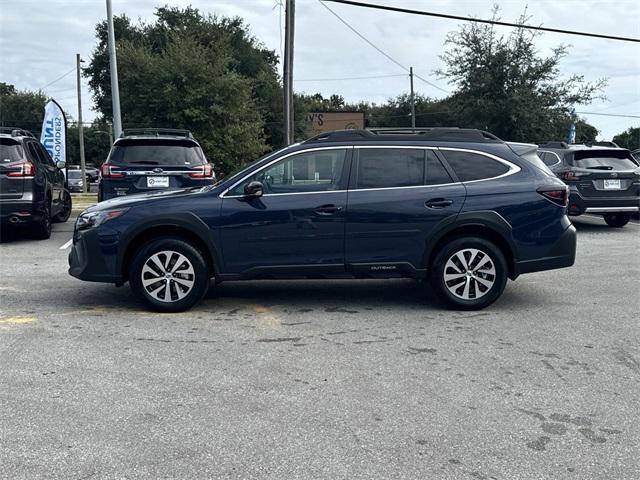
1;0;639;140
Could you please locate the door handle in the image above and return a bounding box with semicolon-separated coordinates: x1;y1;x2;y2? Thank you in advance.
314;204;343;215
425;198;453;209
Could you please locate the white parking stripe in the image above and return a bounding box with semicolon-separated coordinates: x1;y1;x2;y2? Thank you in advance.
59;239;73;250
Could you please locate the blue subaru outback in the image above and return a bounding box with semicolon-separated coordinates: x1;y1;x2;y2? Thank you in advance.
69;128;576;312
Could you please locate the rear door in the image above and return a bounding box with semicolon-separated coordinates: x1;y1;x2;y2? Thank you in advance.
103;139;211;196
0;139;26;200
345;147;465;276
567;149;639;199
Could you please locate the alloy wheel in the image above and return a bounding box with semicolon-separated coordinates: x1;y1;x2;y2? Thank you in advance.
141;250;196;302
443;248;496;300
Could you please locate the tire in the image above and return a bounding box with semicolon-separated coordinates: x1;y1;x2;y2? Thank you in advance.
603;212;630;228
129;237;210;312
30;201;52;239
53;191;72;223
430;237;508;310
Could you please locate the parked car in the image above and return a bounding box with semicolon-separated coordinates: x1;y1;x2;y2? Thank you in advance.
0;127;71;238
538;141;640;227
70;127;576;312
67;170;87;193
68;165;99;183
631;149;640;163
98;128;215;201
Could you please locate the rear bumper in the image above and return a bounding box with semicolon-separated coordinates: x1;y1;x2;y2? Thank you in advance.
515;223;577;276
568;189;640;215
0;199;43;224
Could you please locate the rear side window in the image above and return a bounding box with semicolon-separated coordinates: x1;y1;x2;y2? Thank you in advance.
356;148;424;189
571;150;638;170
108;139;205;166
0;139;24;163
540;151;561;166
442;150;510;182
426;151;453;185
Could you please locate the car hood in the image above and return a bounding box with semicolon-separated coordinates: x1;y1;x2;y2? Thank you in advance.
84;186;215;213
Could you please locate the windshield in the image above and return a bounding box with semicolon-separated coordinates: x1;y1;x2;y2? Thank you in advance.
0;140;25;163
572;150;639;170
108;139;205;166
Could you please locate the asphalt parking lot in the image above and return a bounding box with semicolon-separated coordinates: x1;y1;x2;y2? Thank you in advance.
1;215;639;479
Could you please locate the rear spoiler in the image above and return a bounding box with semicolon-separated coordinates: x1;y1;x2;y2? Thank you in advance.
506;142;538;157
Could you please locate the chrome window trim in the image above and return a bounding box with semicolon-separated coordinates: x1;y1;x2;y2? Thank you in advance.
538;150;562;167
348;182;462;193
219;146;352;198
438;147;521;183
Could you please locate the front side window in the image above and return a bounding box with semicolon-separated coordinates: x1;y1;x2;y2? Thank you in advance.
229;149;347;196
442;150;511;182
356;148;424;189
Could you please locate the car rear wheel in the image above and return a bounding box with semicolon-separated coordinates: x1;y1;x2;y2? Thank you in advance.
129;238;210;312
430;237;507;310
53;191;72;223
603;212;630;228
30;202;52;239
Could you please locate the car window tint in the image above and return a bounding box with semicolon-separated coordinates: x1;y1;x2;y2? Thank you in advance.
540;151;560;166
26;142;45;165
356;148;424;189
0;139;24;163
442;150;510;182
108;139;205;166
36;143;55;167
571;150;638;169
426;150;453;185
230;149;347;196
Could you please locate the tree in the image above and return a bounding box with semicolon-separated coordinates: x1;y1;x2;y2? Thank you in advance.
613;127;640;150
84;6;280;175
67;120;113;167
0;83;47;135
436;7;606;143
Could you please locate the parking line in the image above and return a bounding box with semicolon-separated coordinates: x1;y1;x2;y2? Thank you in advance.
60;239;73;250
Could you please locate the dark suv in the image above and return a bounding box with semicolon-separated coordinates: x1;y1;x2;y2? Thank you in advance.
0;127;71;238
70;128;576;312
98;128;215;201
538;142;640;227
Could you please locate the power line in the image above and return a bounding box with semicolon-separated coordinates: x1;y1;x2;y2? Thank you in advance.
37;67;76;91
295;73;406;82
325;0;640;43
317;0;449;94
575;111;640;119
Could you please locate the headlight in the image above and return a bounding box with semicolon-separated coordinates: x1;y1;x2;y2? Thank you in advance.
76;208;129;231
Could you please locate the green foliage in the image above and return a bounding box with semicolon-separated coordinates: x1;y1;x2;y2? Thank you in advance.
84;6;279;175
436;7;606;143
67;121;113;167
613;127;640;150
0;83;47;136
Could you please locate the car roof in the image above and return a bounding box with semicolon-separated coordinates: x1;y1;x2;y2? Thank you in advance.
303;128;503;145
0;127;36;141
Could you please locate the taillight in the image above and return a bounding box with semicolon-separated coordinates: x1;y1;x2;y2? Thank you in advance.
561;169;591;182
100;164;125;178
538;187;568;207
6;161;36;177
189;163;214;179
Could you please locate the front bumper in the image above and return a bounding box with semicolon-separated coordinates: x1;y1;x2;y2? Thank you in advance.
568;189;640;215
68;226;122;283
515;223;577;276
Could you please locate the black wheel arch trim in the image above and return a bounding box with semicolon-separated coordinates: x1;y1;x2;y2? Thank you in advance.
422;210;518;277
116;212;221;278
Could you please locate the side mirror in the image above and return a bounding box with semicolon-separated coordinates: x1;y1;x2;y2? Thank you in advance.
56;160;66;170
244;180;264;198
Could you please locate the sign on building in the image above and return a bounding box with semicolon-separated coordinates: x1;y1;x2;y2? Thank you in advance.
306;112;365;136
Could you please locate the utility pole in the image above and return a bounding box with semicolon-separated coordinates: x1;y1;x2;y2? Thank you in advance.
283;0;295;145
106;0;122;138
409;66;416;128
76;53;87;194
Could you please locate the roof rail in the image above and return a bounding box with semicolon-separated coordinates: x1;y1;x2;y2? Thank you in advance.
120;128;193;139
538;141;569;149
304;127;502;144
0;126;36;138
588;141;620;148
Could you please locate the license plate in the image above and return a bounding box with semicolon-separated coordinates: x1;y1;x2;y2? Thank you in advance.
603;179;621;190
147;176;169;188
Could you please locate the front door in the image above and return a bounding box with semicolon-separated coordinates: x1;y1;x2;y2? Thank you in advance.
219;147;351;276
345;147;466;276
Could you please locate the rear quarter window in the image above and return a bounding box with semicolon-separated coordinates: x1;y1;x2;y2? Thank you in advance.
108;139;205;166
442;150;511;182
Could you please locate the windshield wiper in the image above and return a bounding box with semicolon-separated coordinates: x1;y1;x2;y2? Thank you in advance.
129;160;159;165
586;166;613;170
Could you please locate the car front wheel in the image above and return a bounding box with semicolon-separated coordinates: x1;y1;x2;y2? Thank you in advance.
129;238;210;312
430;237;507;310
603;212;630;228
